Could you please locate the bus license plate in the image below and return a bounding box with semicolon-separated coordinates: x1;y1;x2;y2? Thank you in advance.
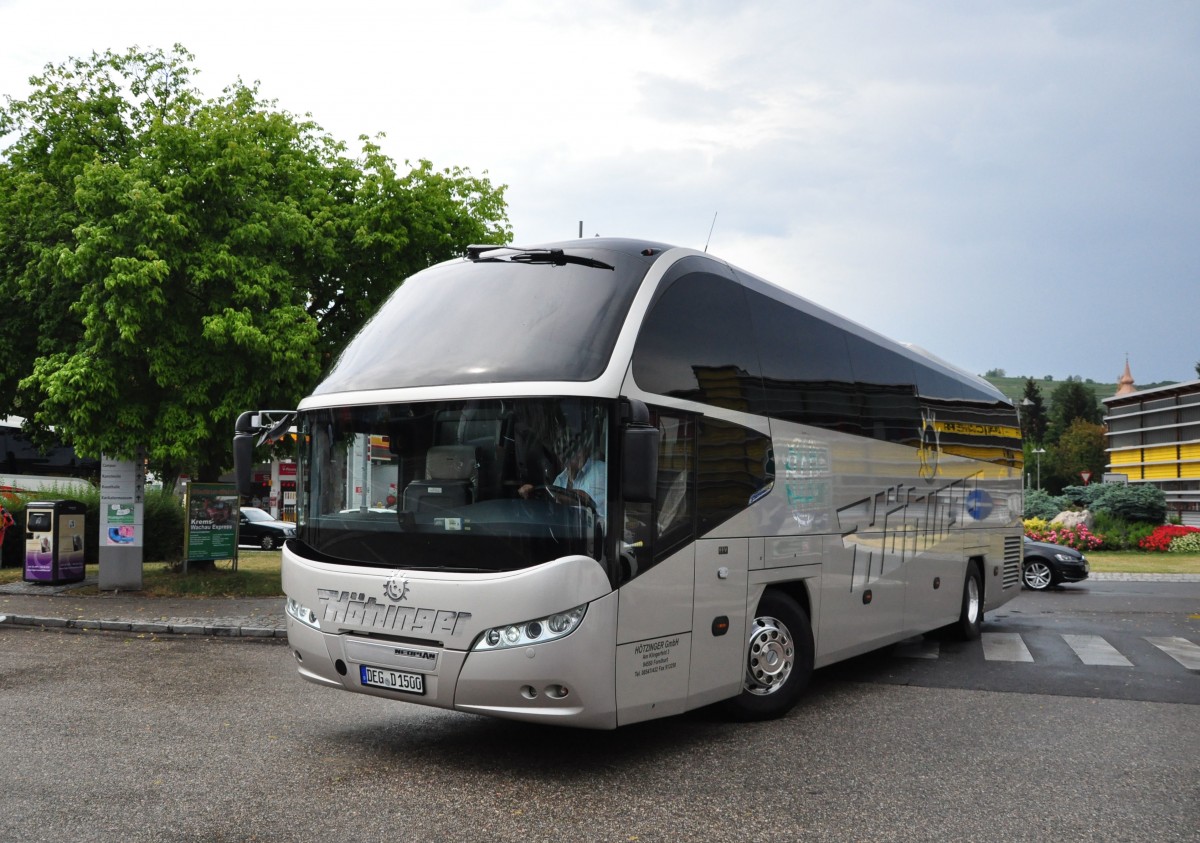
360;665;425;695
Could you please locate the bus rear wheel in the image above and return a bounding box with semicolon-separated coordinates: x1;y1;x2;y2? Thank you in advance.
723;590;814;722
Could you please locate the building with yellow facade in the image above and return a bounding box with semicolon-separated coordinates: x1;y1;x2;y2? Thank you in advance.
1103;364;1200;522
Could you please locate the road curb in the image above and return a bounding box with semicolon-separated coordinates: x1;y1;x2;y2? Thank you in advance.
0;614;287;638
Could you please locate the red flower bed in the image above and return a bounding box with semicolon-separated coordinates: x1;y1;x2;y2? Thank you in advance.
1138;524;1200;552
1025;524;1105;551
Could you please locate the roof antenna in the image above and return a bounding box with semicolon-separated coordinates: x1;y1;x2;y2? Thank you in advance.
704;212;718;252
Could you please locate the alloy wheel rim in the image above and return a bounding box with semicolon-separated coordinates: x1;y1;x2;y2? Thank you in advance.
1025;562;1052;589
745;615;794;696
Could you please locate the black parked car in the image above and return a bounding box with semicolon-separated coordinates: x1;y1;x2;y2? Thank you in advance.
238;506;295;550
1022;536;1090;590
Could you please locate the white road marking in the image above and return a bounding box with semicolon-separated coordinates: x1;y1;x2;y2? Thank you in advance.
981;632;1033;662
1062;634;1132;666
1145;637;1200;672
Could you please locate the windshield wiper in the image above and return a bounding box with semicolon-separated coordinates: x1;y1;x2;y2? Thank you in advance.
466;245;614;271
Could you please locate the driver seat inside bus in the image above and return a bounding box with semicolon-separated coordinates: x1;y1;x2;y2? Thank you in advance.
401;445;477;513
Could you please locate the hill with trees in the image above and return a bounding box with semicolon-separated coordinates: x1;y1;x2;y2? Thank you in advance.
980;369;1178;495
981;371;1177;408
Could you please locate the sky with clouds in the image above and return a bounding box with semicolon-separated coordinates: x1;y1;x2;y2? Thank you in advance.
2;0;1196;386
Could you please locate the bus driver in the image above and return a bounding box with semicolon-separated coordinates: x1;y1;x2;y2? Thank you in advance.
518;434;607;522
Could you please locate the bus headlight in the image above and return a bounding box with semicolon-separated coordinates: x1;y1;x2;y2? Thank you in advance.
473;605;587;651
286;597;321;630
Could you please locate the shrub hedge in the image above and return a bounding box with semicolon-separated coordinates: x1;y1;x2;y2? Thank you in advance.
0;487;184;568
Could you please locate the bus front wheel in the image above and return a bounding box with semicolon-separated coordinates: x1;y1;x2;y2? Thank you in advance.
724;590;814;722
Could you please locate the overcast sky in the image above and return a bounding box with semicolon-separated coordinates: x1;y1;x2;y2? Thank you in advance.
2;0;1197;386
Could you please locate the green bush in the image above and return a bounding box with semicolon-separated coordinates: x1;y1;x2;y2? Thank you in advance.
1169;532;1200;553
1024;489;1067;521
143;490;184;563
1057;485;1096;509
1091;511;1156;550
1089;484;1167;523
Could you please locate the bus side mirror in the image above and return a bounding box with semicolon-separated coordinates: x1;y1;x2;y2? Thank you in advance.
621;399;658;503
622;427;658;503
233;410;295;498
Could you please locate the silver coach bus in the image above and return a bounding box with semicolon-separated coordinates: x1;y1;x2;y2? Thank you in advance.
235;238;1024;729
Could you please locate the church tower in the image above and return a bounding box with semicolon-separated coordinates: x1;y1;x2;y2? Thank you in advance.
1114;358;1137;396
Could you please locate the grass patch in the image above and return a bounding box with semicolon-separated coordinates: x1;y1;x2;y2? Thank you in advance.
1083;551;1200;575
0;551;283;597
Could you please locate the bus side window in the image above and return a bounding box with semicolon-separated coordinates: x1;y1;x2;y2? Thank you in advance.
619;410;696;583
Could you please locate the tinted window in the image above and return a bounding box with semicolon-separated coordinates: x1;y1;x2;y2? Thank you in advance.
744;287;861;433
620;409;697;581
297;398;612;571
619;410;771;579
315;246;654;394
632;265;762;412
924;398;1023;467
845;335;922;445
696;417;773;536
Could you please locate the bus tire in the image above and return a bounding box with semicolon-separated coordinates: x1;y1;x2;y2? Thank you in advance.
952;564;984;640
723;590;814;722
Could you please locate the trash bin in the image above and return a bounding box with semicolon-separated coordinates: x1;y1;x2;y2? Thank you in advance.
23;500;87;585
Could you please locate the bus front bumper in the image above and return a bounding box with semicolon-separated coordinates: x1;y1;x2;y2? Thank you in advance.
285;592;619;729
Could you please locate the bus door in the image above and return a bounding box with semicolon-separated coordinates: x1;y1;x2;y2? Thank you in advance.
613;542;695;726
613;410;699;725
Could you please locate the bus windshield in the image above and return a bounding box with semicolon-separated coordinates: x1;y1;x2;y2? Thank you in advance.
296;398;611;572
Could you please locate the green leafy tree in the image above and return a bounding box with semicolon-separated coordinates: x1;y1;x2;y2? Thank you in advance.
1044;419;1107;494
1046;380;1102;444
1020;377;1048;445
0;46;510;484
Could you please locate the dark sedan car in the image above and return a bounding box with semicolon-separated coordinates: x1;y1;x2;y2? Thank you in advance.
1022;536;1090;590
237;506;295;550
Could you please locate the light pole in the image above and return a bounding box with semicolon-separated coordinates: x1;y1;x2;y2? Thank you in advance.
1032;448;1046;491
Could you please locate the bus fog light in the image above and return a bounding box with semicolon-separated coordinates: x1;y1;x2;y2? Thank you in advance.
473;604;589;651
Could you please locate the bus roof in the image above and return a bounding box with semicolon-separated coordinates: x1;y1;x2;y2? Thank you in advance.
310;238;1009;408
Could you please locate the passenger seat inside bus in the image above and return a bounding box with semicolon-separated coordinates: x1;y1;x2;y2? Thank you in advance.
401;445;477;513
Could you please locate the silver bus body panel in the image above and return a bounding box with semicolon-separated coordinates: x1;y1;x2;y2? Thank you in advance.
617;371;1022;677
615;632;693;725
454;592;619;729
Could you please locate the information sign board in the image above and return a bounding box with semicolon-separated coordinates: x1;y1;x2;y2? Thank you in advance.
184;483;239;564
